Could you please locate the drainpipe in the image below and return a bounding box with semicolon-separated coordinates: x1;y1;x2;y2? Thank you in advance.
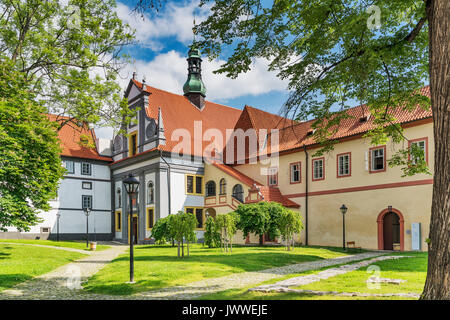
303;145;309;246
159;150;171;216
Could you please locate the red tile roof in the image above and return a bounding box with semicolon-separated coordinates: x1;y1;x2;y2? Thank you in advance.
212;161;262;187
47;114;112;162
132;80;243;158
253;86;432;155
212;162;299;208
256;186;300;208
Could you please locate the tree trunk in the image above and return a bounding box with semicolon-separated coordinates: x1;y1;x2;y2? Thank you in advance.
187;239;190;257
182;238;184;257
421;0;450;300
177;241;180;258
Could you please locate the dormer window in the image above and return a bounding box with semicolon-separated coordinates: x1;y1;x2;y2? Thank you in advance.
359;114;371;123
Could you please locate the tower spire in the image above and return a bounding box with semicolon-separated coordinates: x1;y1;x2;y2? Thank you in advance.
183;42;206;109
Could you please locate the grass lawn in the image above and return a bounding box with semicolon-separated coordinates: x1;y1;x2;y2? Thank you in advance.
199;251;427;300
0;243;87;292
83;244;352;295
0;239;110;251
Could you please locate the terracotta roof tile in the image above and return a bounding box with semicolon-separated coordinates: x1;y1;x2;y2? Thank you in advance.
212;161;262;187
131;80;242;158
256;186;300;208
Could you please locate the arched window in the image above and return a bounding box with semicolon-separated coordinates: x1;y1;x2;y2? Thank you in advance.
116;187;122;208
147;181;154;204
205;180;216;197
232;184;244;202
219;178;226;195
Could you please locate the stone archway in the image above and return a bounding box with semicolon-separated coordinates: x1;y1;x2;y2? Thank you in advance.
377;208;404;251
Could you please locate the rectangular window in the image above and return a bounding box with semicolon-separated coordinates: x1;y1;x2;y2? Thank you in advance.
312;158;324;181
195;208;204;229
81;162;92;175
82;195;92;209
410;138;427;165
195;176;203;195
370;147;385;172
65;160;74;174
129;132;138;157
337;153;351;177
82;181;92;190
186;175;194;194
115;211;122;231
290;162;301;183
147;208;154;230
186;175;203;195
267;167;278;186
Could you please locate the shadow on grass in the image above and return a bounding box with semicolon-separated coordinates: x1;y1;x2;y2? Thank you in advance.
0;274;33;292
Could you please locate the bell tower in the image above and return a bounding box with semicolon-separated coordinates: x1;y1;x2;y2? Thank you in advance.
183;44;206;109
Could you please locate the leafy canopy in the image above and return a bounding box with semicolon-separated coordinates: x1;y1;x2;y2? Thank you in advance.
195;0;430;175
0;59;65;231
0;0;135;132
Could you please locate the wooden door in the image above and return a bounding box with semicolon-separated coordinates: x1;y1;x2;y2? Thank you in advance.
383;212;395;250
132;216;138;244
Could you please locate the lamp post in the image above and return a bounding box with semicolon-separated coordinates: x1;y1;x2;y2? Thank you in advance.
123;173;139;283
83;207;91;248
340;204;348;250
56;213;61;242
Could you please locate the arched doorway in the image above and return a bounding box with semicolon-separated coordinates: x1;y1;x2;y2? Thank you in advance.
205;208;217;219
377;208;404;251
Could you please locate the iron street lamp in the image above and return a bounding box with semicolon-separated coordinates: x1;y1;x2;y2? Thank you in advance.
123;173;140;283
56;213;61;242
83;207;91;248
340;204;348;250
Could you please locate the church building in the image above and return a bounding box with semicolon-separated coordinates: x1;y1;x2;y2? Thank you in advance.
1;46;433;251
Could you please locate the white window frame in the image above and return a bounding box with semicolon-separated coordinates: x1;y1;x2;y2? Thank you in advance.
313;158;324;180
82;195;92;209
410;140;426;165
81;162;92;175
338;154;350;177
65;160;74;174
371;148;385;171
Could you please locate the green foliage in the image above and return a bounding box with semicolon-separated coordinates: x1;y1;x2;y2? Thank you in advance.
204;216;221;248
196;0;431;175
278;210;304;251
151;216;174;244
216;213;238;252
0;0;135;132
235;202;271;243
167;211;198;258
0;59;65;231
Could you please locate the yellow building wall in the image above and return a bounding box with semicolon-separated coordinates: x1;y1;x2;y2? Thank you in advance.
207;122;433;251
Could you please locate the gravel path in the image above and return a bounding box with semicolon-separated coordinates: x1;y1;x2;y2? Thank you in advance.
0;250;383;300
132;251;384;300
250;255;412;292
0;245;128;300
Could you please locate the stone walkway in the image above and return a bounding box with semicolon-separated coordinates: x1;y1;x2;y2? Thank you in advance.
0;249;383;300
258;288;420;299
133;251;384;300
250;255;412;292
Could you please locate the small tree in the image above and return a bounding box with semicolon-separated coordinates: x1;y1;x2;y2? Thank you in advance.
183;211;197;257
216;213;238;253
151;216;175;245
278;210;304;251
204;216;221;248
169;212;185;258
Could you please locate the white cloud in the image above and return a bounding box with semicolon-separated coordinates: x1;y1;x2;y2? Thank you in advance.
116;0;211;50
119;50;289;102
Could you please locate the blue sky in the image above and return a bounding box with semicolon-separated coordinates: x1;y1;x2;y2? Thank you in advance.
115;0;291;113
